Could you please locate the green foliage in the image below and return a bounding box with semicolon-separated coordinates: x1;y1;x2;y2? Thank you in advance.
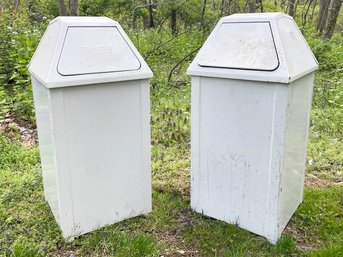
1;126;342;256
77;230;159;256
310;244;343;257
0;9;47;123
292;187;343;255
11;236;44;257
307;33;343;109
151;84;190;146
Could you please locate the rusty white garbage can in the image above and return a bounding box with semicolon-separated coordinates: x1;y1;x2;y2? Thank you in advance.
187;13;318;244
28;17;152;240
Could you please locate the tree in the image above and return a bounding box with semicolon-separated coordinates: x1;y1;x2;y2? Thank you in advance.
57;0;66;15
70;0;78;16
288;0;297;17
56;0;78;16
247;0;256;12
170;8;177;35
148;0;155;28
258;0;264;12
323;0;343;39
316;0;331;33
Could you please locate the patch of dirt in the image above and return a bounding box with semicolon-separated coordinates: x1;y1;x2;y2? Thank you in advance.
16;120;37;148
305;173;343;188
304;174;331;188
153;179;190;198
156;208;199;257
51;249;75;257
0;112;37;147
158;230;199;257
284;225;323;251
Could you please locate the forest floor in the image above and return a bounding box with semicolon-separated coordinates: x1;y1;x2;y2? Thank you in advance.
0;70;342;257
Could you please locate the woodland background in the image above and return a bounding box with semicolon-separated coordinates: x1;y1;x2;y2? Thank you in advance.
0;0;342;256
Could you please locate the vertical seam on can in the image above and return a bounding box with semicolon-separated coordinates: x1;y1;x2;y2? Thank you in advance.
265;84;277;236
61;89;76;235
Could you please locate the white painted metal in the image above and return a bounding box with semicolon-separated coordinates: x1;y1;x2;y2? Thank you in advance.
28;17;152;88
58;27;141;75
188;12;318;83
29;17;152;240
188;13;318;244
197;22;279;71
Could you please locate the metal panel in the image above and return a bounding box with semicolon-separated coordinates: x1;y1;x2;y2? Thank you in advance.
278;73;314;235
191;77;288;242
31;77;60;223
57;27;141;76
48;80;151;238
28;20;61;83
277;17;318;81
197;22;279;71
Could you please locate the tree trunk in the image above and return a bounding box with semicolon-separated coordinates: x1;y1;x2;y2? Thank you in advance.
255;0;264;12
288;0;297;17
311;0;318;20
143;16;150;29
70;0;78;16
248;0;256;12
302;0;314;26
201;0;207;27
15;0;20;11
132;0;137;29
281;0;286;10
317;0;331;33
220;0;225;16
323;0;343;39
148;0;155;28
170;9;177;35
201;0;207;42
57;0;67;16
220;0;231;15
259;0;264;12
227;0;231;15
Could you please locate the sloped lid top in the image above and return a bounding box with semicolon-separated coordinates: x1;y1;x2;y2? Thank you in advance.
188;13;318;84
197;22;279;71
58;27;141;76
28;17;152;88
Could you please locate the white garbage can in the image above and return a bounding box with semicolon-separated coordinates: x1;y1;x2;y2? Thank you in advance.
28;17;153;240
187;13;318;244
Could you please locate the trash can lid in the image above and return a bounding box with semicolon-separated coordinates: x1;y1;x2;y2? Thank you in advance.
28;17;152;88
57;27;141;76
197;22;279;71
188;13;318;84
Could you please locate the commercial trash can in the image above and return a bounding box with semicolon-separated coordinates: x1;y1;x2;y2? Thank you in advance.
187;13;318;244
28;17;153;240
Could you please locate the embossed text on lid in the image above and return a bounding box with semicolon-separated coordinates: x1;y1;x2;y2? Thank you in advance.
58;27;141;76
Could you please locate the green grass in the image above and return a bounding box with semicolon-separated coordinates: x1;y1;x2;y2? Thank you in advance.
1;111;343;257
307;108;343;182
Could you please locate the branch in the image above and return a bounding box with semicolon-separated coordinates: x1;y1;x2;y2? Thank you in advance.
167;45;202;84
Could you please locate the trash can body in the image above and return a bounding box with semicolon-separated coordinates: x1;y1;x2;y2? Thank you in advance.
188;13;318;244
29;17;152;239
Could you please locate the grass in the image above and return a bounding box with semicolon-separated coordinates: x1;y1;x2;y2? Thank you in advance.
1;81;343;256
